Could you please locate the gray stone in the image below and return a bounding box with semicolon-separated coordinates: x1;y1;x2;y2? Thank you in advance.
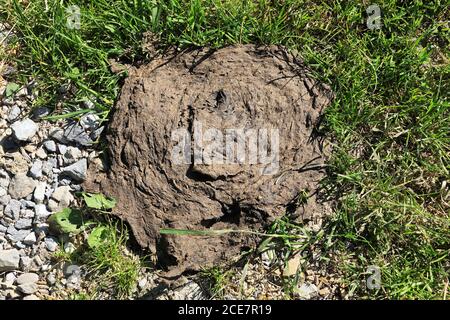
63;123;94;146
57;144;67;154
61;159;87;181
33;182;46;203
43;140;57;153
4;199;21;219
18;282;38;294
22;294;40;300
46;273;56;286
7;229;31;243
62;146;82;164
45;237;58;252
15;218;32;230
34;204;50;222
22;232;37;246
16;272;39;285
29;160;43;178
35;147;47;159
22;232;36;245
47;199;59;213
42;158;57;176
11;119;38;141
51;185;74;207
5;272;17;286
22;201;35;209
0;169;10;188
0;194;11;206
19;256;32;270
8;174;37;199
49;128;68;143
0;249;20;271
63;264;81;277
0;187;6;197
7;105;21;122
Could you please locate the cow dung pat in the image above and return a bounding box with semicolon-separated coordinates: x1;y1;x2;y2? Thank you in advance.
85;45;333;275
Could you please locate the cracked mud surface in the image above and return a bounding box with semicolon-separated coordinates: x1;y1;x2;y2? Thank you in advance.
86;45;334;275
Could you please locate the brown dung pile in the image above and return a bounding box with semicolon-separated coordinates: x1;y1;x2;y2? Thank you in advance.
85;45;333;275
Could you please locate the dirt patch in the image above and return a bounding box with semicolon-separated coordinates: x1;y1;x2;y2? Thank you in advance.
85;45;333;275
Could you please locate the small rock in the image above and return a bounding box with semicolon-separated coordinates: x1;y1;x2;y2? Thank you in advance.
7;229;31;243
5;272;16;286
34;204;50;222
4;199;21;219
23;232;37;245
7;105;21;122
138;278;148;290
168;281;207;300
42;158;57;176
63;264;81;277
29;159;43;178
63;146;82;164
0;194;11;206
35;147;47;160
49;128;68;143
15;218;32;230
63;242;76;254
46;273;56;286
19;256;32;270
16;272;39;285
61;159;87;181
63;123;93;146
296;283;318;300
319;287;330;297
44;237;58;252
8;173;37;199
47;199;59;213
0;249;20;271
0;169;10;189
22;294;40;300
11;119;38;141
33;182;46;203
51;186;74;208
18;282;38;294
57;144;67;154
43;140;57;153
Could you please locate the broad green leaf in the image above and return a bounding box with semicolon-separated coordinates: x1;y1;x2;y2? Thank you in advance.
48;208;84;235
82;192;116;210
5;82;20;97
87;226;110;248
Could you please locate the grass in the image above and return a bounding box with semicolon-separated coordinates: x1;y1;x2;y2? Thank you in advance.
1;0;449;299
53;220;142;299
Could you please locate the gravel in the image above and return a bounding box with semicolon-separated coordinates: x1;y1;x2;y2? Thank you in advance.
16;272;39;285
8;174;37;199
11;119;38;141
61;159;87;181
0;249;20;271
29;160;43;178
43;140;57;153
